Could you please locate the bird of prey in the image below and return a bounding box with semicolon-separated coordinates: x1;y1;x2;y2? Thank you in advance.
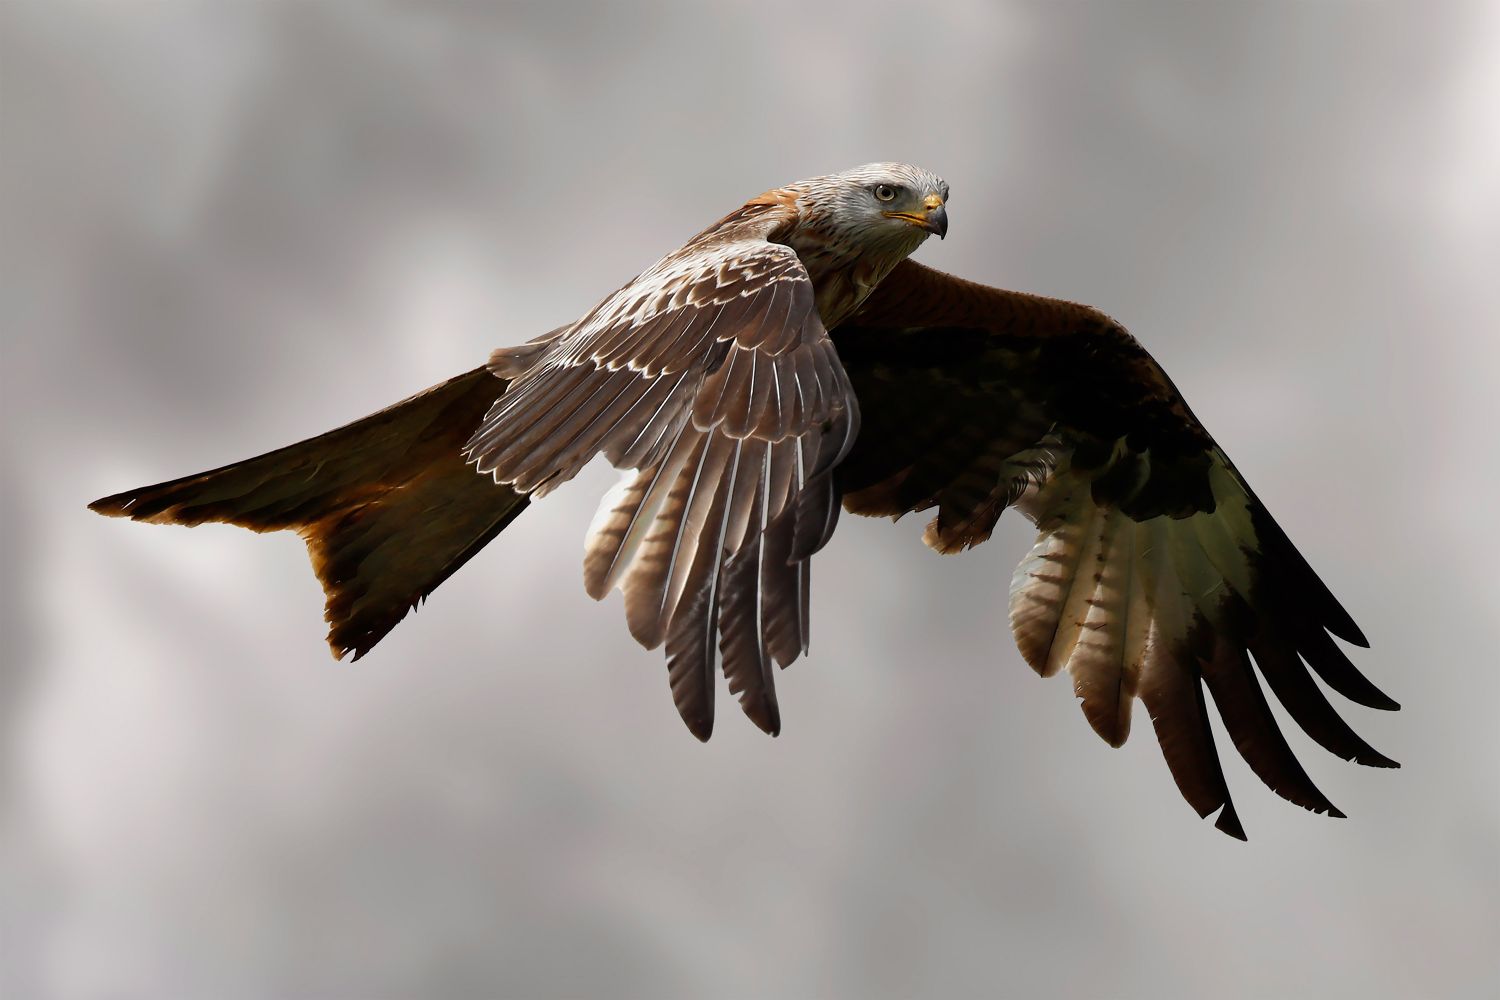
91;163;1397;838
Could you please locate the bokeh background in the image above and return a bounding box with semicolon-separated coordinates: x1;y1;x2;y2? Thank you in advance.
3;2;1497;997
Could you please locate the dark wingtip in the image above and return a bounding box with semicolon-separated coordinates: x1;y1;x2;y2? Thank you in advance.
681;711;713;743
1214;802;1248;841
1323;608;1370;649
1336;623;1371;649
1326;805;1348;820
1303;629;1400;711
743;698;781;738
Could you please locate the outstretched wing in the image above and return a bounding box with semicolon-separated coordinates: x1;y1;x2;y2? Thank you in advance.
832;259;1397;839
464;198;857;740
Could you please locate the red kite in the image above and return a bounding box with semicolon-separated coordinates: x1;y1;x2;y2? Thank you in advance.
91;163;1396;838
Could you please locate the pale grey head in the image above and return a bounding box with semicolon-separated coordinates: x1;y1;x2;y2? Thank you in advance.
788;162;950;249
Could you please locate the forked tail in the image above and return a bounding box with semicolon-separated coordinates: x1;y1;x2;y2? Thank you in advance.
89;367;528;658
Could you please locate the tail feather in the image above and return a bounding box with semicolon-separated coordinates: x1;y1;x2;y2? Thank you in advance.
89;366;528;659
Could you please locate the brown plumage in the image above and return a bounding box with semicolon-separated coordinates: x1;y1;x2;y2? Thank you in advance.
89;367;528;660
90;163;1396;839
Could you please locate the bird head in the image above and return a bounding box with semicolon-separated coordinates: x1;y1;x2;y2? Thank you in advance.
796;163;950;247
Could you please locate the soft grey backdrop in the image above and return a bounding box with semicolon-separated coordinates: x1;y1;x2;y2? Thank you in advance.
3;2;1497;998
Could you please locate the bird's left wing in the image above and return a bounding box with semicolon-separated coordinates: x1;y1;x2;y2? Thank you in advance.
464;198;857;740
832;259;1397;838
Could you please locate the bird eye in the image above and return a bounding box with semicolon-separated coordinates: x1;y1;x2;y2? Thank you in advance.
873;184;898;203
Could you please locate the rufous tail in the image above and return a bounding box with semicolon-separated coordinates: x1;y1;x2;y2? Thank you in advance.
89;367;528;659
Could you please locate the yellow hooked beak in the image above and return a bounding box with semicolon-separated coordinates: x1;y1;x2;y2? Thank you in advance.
883;193;948;239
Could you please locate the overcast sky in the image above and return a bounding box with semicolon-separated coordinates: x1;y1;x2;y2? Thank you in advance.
3;2;1497;998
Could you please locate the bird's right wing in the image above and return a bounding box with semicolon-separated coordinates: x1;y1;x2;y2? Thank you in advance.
832;260;1397;838
464;198;858;739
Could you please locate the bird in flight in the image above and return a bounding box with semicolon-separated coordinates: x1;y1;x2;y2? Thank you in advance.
91;163;1397;838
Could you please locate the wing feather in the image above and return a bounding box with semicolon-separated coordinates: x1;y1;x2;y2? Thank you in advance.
622;430;729;648
1199;635;1343;816
659;436;741;739
718;452;781;734
761;504;807;666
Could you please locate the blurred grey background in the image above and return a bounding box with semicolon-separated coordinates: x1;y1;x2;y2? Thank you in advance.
3;1;1497;998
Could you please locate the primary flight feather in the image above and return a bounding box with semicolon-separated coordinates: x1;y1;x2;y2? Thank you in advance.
90;163;1396;839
